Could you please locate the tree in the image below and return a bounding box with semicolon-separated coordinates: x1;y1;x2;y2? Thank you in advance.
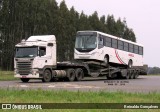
0;0;137;70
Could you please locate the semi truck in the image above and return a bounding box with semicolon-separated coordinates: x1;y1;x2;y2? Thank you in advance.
14;31;147;82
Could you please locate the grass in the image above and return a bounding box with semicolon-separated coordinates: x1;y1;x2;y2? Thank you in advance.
0;71;18;81
0;89;160;112
0;71;160;111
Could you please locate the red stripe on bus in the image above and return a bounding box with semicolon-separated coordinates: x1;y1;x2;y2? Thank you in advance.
115;49;123;64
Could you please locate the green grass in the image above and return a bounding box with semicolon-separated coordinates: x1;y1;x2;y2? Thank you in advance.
0;71;18;80
0;89;160;112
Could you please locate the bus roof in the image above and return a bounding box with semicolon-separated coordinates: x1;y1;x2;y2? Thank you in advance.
77;31;143;47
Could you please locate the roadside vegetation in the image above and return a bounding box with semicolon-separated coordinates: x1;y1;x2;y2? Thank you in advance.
0;89;160;112
0;71;17;81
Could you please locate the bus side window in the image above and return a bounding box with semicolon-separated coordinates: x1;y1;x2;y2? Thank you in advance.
112;38;117;49
129;43;134;53
105;37;111;47
118;40;124;50
134;45;139;54
98;35;104;49
124;42;128;52
139;46;143;55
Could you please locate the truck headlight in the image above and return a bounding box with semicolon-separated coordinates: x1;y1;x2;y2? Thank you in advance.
32;69;39;75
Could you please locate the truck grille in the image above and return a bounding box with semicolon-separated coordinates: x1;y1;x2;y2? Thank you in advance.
17;61;32;75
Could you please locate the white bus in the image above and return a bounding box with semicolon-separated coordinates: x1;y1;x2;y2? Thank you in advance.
74;31;143;68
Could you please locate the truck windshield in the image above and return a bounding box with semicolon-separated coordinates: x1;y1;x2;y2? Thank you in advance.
75;32;97;52
15;47;38;58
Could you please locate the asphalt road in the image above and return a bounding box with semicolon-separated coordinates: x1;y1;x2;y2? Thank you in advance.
0;76;160;93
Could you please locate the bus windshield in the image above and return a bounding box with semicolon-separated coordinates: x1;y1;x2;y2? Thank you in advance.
15;47;38;58
75;32;97;52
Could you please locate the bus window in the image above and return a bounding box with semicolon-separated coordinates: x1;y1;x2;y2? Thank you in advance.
124;42;128;51
139;46;143;55
129;43;134;53
98;35;104;49
118;40;124;50
112;39;117;49
134;45;139;54
105;37;111;47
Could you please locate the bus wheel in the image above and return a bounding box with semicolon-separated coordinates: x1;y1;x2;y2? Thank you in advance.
128;60;132;68
75;68;84;81
104;56;109;66
66;69;76;81
20;78;30;82
42;69;52;82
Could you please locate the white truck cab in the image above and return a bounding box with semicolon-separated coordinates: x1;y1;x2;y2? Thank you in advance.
14;35;56;82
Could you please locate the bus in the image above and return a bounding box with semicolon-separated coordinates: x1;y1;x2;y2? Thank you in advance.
74;31;143;68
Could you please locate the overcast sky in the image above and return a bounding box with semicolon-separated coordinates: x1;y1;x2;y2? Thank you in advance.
56;0;160;67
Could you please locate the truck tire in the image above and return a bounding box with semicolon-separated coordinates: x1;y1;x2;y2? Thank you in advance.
42;69;52;82
75;68;84;81
66;69;76;81
20;78;30;82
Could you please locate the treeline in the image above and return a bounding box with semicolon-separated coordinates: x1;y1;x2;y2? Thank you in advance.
0;0;136;70
148;67;160;75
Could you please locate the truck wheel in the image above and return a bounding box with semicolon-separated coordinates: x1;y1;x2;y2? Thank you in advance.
42;69;52;82
20;78;30;82
104;56;109;66
66;69;76;81
75;68;84;81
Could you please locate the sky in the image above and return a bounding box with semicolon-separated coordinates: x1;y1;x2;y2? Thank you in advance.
56;0;160;67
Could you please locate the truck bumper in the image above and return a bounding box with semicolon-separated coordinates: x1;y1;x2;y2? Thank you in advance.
14;69;43;78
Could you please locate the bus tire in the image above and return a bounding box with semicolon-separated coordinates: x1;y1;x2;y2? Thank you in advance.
66;69;76;82
104;56;109;66
75;68;84;81
42;69;52;82
20;78;30;82
128;60;132;68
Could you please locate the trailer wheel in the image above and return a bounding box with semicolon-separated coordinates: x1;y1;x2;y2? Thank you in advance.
130;70;134;79
125;71;130;79
66;69;76;81
106;76;112;80
20;78;30;82
75;68;84;81
42;69;52;82
134;71;139;79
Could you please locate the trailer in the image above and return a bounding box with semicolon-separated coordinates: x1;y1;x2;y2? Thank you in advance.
14;34;147;82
